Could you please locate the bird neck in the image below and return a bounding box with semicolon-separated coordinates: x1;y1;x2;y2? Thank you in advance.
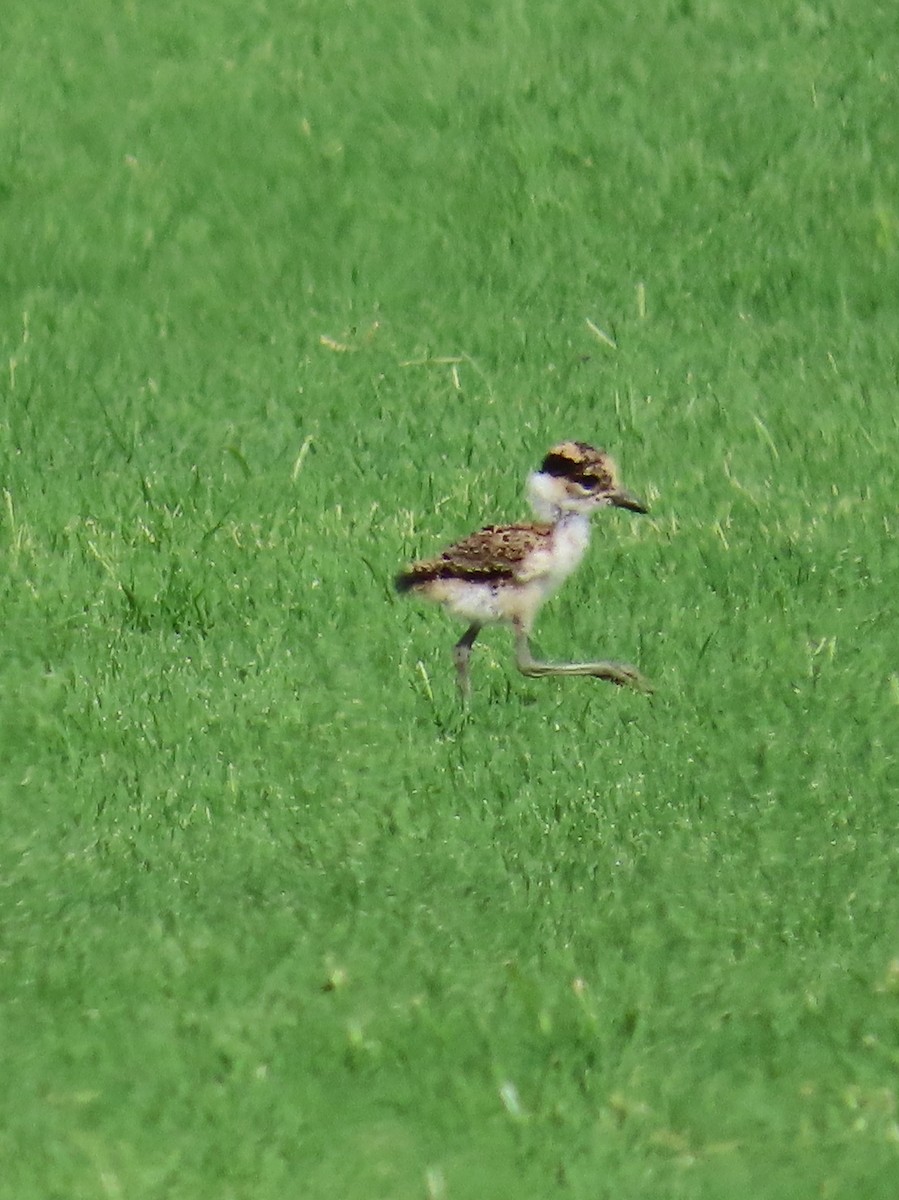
556;509;590;530
549;511;592;574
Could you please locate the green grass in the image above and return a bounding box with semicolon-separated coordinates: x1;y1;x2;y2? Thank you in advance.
2;0;898;1196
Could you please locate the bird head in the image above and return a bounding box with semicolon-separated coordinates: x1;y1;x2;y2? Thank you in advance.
527;441;648;521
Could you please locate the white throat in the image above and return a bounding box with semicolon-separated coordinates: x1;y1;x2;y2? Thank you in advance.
527;470;583;522
527;471;559;521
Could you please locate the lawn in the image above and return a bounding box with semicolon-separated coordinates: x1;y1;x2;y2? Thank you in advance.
1;1;897;1196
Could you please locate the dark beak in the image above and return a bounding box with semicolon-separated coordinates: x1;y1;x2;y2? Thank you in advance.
610;488;649;514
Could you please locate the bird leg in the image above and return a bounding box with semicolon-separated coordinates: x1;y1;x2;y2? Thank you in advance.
513;623;653;693
452;624;481;699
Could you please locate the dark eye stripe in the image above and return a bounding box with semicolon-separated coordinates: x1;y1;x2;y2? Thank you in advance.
540;452;579;477
539;452;613;493
565;470;611;491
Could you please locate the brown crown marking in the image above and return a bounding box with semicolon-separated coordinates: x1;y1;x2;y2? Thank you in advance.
539;441;615;492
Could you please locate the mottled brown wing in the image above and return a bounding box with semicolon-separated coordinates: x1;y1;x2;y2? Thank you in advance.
396;523;552;591
439;524;551;569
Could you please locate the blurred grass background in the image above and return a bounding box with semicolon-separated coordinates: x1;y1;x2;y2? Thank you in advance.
1;1;898;1196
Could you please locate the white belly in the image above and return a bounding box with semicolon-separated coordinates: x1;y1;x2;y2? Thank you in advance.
428;576;557;627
